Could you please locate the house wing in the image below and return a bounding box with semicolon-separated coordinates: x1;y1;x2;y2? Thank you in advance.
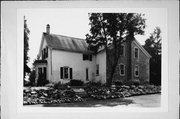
133;39;151;59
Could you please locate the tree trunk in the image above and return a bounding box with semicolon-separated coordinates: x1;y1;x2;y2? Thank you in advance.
126;35;134;82
106;41;121;86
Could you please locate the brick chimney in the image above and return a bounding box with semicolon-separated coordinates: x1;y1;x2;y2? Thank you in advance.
46;24;50;34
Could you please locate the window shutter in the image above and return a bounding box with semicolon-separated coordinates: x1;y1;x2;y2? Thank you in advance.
60;67;63;79
44;49;45;59
83;54;85;60
43;49;45;58
46;47;48;58
90;55;92;61
70;68;73;79
42;50;44;59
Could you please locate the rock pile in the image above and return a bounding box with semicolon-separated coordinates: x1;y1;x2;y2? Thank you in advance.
85;85;161;100
23;84;161;105
23;88;84;105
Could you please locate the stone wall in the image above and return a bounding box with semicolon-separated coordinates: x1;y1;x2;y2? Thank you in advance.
108;39;150;85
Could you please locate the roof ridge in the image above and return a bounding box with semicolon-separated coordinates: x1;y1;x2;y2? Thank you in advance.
50;33;86;41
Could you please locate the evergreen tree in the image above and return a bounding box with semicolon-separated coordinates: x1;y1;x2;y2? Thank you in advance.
143;27;161;85
24;16;30;84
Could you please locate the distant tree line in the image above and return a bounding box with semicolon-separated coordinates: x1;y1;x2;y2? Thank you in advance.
143;27;162;85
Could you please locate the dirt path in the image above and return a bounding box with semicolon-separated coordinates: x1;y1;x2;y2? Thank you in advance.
24;94;161;108
124;94;161;107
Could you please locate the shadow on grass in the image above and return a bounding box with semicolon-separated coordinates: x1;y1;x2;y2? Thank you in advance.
42;98;133;107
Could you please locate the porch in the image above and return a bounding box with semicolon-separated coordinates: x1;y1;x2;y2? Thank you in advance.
34;60;48;86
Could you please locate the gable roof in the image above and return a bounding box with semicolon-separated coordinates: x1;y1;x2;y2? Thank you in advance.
42;33;93;54
133;39;151;58
38;32;151;59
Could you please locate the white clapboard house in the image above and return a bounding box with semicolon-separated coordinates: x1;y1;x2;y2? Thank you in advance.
34;24;151;85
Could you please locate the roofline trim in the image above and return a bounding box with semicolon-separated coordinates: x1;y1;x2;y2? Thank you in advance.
51;47;94;54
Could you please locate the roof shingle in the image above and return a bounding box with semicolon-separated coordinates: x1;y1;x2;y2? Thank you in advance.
44;33;93;54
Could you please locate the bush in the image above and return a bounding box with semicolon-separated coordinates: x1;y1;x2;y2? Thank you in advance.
70;79;84;86
85;81;102;87
114;81;123;86
127;80;140;86
45;83;54;88
28;69;36;86
37;73;49;86
53;81;69;90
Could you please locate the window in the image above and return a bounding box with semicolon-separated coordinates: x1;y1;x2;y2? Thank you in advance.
45;47;48;58
64;67;69;79
119;64;125;76
134;47;139;58
83;54;92;61
96;64;99;76
60;67;73;79
120;45;125;56
42;47;48;59
134;65;139;77
42;50;44;59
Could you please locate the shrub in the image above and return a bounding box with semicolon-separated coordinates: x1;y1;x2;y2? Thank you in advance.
37;73;49;86
86;81;102;87
141;80;149;85
53;81;68;90
70;79;84;86
127;80;140;86
28;69;36;86
114;81;123;86
45;83;54;88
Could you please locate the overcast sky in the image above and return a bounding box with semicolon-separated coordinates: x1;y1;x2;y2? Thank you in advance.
20;8;167;68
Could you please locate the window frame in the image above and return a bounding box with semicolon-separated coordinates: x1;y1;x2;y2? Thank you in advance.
96;64;99;76
119;63;125;76
42;47;48;59
63;67;69;79
120;44;125;56
60;66;73;79
134;65;139;77
134;47;139;59
83;54;92;61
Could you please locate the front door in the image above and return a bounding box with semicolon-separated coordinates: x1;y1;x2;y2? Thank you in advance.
86;68;89;81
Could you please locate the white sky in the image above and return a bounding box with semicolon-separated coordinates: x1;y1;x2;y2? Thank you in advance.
21;8;167;68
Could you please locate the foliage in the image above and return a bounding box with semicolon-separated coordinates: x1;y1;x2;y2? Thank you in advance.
24;16;30;80
53;81;69;90
86;13;146;86
28;69;36;86
114;80;123;86
70;79;84;86
27;58;38;86
143;27;162;85
86;81;102;87
85;84;161;100
23;84;161;105
37;73;49;86
126;80;140;86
